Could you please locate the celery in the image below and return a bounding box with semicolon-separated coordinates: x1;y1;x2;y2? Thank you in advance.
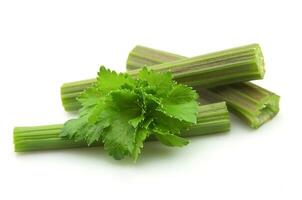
196;83;279;128
14;103;230;152
126;45;280;128
61;44;265;111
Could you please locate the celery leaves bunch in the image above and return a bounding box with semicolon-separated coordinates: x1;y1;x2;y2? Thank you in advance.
61;66;199;161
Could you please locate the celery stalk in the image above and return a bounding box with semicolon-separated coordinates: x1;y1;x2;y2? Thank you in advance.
196;83;279;128
126;45;280;128
14;103;230;152
61;44;265;111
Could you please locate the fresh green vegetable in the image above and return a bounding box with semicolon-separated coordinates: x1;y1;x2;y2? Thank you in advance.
14;102;230;152
126;45;280;128
196;83;279;128
62;66;201;161
61;44;265;111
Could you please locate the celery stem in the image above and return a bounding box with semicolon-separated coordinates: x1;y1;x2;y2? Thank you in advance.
14;103;230;152
61;44;265;112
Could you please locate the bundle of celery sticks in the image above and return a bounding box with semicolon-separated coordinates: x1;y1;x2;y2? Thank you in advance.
14;44;280;160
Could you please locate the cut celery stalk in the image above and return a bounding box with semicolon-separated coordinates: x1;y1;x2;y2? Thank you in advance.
126;45;280;128
61;44;265;111
196;83;280;128
14;103;230;152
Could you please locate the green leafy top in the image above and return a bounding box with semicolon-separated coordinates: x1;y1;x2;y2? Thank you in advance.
61;66;199;161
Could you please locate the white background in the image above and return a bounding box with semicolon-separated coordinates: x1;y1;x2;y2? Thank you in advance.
0;0;301;199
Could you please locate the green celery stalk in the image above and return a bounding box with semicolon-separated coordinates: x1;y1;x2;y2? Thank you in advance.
196;83;279;128
126;45;280;128
14;103;230;152
61;44;265;111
